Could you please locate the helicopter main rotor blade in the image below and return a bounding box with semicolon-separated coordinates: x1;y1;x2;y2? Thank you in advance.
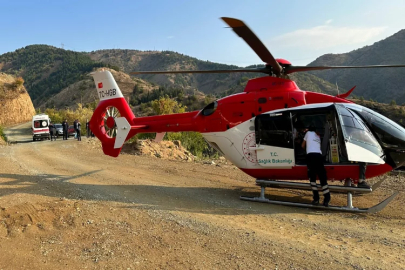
286;64;405;74
131;67;270;75
221;17;283;76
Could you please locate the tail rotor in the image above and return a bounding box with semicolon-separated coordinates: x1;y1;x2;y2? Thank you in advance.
102;106;121;138
89;70;137;157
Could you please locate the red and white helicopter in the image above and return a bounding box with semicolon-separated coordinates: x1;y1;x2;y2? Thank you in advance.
89;17;405;213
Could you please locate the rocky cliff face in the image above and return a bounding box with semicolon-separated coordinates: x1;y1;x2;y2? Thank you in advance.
0;73;36;126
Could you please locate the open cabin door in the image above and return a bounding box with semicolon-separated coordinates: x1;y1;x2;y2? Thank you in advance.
254;112;295;168
335;104;385;164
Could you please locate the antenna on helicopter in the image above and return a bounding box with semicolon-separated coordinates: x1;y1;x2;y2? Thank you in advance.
336;81;339;96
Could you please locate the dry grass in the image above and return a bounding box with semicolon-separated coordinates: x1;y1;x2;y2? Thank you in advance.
0;73;26;100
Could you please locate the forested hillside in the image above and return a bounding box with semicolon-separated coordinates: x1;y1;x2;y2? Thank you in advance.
89;49;259;95
90;50;336;96
40;69;158;110
88;50;339;96
308;29;405;104
0;45;117;106
351;98;405;126
0;46;338;108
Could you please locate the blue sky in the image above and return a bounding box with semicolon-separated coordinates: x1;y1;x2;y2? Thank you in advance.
1;0;405;66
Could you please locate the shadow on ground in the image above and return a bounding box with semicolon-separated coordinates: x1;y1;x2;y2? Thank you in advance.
0;171;319;216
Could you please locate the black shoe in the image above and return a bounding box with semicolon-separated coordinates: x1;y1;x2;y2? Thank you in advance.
311;200;319;205
323;194;331;207
357;181;371;189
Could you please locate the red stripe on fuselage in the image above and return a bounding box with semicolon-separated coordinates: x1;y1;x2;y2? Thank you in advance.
241;163;392;182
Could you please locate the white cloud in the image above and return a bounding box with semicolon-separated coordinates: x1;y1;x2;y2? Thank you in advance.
271;23;387;50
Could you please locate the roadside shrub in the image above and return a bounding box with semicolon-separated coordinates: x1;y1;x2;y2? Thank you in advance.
13;77;24;89
132;97;217;158
166;132;208;158
44;103;93;134
0;125;7;142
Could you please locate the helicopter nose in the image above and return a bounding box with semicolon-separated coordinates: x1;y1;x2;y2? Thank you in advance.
383;125;405;169
371;121;405;169
346;104;405;169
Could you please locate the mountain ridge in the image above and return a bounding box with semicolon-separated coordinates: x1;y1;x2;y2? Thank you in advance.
0;45;339;108
308;29;405;103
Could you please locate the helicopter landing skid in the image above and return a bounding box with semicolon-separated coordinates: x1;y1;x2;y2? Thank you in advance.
240;177;398;213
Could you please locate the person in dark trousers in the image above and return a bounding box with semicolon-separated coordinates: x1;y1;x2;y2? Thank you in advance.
86;119;90;138
302;126;331;207
49;122;56;141
358;162;370;188
62;119;69;140
76;119;81;141
73;119;78;138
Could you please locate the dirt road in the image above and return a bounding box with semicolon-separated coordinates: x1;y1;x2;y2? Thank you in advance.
0;123;404;269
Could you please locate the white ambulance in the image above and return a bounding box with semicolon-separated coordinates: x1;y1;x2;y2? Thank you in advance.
32;114;50;141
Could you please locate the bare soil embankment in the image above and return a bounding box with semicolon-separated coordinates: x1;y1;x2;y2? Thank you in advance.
0;73;35;126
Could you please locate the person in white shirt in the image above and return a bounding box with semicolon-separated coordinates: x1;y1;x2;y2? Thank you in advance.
301;126;330;207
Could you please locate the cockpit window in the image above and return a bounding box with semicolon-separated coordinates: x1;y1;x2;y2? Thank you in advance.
201;101;218;116
336;104;383;156
348;105;405;149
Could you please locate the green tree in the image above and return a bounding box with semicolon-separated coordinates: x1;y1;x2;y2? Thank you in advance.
0;125;7;142
166;132;209;158
151;96;186;115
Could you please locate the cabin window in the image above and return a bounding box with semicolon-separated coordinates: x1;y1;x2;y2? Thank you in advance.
255;113;293;148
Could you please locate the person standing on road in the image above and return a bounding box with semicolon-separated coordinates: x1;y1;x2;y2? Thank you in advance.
86;119;90;138
62;119;69;140
49;122;56;141
302;126;330;207
76;119;81;141
73;119;78;139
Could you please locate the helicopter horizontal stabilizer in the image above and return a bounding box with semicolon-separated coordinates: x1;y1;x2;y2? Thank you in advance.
114;117;131;149
337;86;356;99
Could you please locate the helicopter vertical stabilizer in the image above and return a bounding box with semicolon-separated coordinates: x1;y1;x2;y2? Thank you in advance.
89;70;138;157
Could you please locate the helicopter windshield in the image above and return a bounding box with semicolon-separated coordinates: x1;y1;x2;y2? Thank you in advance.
345;104;405;149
